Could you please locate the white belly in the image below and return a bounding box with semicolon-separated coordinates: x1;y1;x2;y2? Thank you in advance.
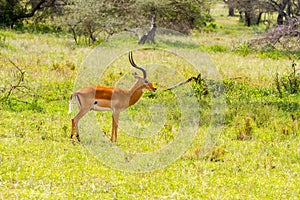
92;105;112;111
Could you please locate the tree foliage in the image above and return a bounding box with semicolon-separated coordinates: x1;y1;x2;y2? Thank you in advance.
137;0;213;33
226;0;299;26
59;0;213;44
0;0;64;28
59;0;139;44
1;0;213;44
268;0;300;25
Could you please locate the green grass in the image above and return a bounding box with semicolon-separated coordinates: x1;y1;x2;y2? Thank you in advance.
1;4;300;199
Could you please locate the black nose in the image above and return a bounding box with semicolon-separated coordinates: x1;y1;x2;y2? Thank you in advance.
153;88;157;92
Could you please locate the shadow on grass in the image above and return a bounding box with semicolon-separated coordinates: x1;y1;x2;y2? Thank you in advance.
0;97;43;112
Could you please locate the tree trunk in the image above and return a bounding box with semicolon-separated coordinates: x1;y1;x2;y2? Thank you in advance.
245;12;252;26
224;0;235;16
277;0;289;25
139;14;157;44
70;26;78;44
277;10;285;25
229;7;235;16
256;12;263;25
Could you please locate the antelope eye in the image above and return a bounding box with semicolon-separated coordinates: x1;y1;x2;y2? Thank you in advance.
144;80;149;84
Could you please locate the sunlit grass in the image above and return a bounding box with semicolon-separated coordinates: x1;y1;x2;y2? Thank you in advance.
0;4;300;199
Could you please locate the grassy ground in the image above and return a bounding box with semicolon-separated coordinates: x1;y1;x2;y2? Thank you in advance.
1;4;300;199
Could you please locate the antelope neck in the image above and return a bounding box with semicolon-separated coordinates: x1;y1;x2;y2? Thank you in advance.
128;85;144;106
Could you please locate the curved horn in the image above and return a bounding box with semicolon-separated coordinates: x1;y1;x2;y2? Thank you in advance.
129;51;147;79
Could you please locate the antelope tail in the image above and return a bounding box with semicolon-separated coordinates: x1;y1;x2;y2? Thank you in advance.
68;93;82;114
68;94;73;114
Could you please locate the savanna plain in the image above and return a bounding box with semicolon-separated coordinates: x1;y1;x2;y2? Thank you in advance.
1;4;300;199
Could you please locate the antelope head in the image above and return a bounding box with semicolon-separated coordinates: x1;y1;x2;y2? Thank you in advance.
129;51;156;92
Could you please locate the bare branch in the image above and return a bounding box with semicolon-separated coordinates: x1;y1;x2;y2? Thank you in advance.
124;28;140;39
165;74;204;91
250;16;300;51
1;59;28;99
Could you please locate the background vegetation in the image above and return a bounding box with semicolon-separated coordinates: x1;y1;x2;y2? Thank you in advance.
1;0;299;44
0;1;300;199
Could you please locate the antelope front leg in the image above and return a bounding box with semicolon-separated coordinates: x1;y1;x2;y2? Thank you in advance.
111;111;120;142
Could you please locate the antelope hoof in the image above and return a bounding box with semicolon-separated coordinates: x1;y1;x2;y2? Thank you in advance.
76;135;81;142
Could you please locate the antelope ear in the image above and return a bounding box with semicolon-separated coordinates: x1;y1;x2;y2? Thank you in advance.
132;72;140;79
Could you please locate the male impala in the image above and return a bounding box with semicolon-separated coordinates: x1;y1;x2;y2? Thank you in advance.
68;51;156;142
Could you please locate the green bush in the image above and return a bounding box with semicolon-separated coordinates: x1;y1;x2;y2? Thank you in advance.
275;61;300;97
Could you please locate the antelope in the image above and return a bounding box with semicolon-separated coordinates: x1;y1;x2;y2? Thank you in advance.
68;51;156;142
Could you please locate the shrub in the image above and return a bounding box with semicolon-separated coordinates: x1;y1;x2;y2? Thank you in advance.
275;61;300;97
